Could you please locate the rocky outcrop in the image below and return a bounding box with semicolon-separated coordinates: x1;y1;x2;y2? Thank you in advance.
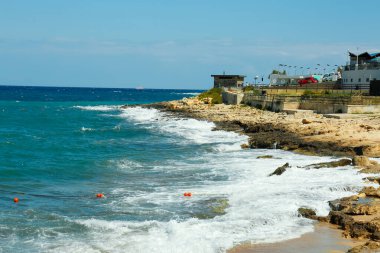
268;163;289;176
305;159;352;169
353;156;372;167
352;156;380;173
326;186;380;252
348;241;380;253
298;207;316;219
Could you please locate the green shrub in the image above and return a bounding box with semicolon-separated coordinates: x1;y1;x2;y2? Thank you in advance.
243;86;261;95
197;88;222;104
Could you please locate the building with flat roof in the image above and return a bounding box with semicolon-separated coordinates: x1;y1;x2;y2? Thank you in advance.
211;74;246;88
342;52;380;90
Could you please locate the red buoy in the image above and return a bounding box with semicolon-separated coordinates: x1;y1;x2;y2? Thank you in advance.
183;192;192;197
96;193;104;198
14;197;19;203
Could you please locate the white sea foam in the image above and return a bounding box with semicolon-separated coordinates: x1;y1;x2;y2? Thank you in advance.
119;107;248;146
172;92;201;96
30;107;376;253
73;105;121;111
39;152;369;253
80;127;94;132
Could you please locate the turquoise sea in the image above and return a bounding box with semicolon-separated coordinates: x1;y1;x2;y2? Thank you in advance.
0;86;369;253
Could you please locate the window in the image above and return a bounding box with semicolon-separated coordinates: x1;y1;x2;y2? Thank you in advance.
366;78;370;82
351;78;353;82
358;78;361;82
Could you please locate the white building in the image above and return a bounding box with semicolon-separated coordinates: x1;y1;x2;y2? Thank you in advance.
342;52;380;90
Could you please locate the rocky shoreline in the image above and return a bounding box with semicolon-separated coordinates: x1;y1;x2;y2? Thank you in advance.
135;98;380;157
123;97;380;252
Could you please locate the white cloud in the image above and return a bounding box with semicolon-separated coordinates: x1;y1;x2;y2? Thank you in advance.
0;37;378;66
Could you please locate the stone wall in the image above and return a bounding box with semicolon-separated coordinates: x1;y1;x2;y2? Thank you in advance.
242;94;380;114
222;91;244;105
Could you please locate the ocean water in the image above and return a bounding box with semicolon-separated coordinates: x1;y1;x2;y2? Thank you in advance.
0;86;371;253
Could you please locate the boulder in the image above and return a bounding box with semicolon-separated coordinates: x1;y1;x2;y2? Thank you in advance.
353;156;371;167
298;207;316;219
240;143;250;149
268;163;290;176
352;156;380;173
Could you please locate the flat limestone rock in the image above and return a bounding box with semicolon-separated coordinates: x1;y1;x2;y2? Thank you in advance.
305;159;352;169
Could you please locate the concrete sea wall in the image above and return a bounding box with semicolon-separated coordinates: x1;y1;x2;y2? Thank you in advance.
221;91;380;114
222;91;244;105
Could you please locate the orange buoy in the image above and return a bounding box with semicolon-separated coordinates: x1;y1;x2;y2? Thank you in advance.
183;192;192;197
96;193;104;198
14;197;19;203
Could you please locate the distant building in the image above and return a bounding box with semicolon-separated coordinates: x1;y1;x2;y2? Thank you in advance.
269;74;323;86
342;52;380;90
211;74;246;88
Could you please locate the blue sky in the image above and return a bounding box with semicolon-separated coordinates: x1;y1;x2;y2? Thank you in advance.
0;0;379;89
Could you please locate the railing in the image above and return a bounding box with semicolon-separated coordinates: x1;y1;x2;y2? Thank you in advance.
245;83;369;96
344;62;380;71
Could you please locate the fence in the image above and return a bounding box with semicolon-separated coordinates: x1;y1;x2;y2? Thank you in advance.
249;83;369;96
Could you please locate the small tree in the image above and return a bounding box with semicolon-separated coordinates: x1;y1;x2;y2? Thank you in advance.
268;69;287;79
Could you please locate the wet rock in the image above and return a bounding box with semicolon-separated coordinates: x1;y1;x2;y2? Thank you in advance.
249;139;275;149
330;194;380;215
240;143;250;149
329;211;354;230
349;221;372;239
268;163;290;176
329;199;343;211
328;196;360;212
305;159;352;169
363;177;380;184
298;207;316;219
256;155;273;159
315;216;329;222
